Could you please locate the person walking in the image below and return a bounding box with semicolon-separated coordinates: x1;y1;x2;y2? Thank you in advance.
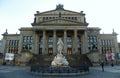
101;61;104;72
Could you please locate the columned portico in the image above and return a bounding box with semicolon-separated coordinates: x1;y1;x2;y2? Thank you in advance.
34;29;86;55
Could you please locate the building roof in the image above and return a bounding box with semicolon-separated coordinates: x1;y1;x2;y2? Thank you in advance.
35;4;85;16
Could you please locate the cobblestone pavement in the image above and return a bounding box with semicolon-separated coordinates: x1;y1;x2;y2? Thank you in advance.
91;65;120;73
0;65;120;78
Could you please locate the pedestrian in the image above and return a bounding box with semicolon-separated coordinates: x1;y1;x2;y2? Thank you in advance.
101;61;104;72
111;60;114;67
111;62;114;67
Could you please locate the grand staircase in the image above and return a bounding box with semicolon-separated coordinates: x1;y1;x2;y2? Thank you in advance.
29;54;93;66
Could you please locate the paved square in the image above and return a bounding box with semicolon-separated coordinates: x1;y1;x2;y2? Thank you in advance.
0;65;120;78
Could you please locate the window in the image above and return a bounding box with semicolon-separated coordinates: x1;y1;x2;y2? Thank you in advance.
23;36;27;42
67;48;72;55
72;17;74;20
67;44;72;48
48;48;53;55
8;47;18;54
8;40;19;46
101;40;112;46
74;17;77;20
67;37;72;43
23;36;33;43
39;36;43;42
30;36;33;42
23;44;32;50
48;37;53;43
43;17;45;21
93;36;97;42
11;40;14;46
9;40;11;45
88;35;98;51
77;36;81;42
17;40;19;46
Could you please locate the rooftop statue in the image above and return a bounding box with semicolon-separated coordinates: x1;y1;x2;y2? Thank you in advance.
56;4;64;9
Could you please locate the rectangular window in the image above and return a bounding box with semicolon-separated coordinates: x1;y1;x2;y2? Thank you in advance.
39;36;43;43
23;36;27;42
74;17;77;20
110;40;112;45
43;17;45;21
27;36;29;42
77;36;81;42
11;40;14;46
23;36;32;43
48;37;53;43
9;40;11;45
22;44;32;51
17;40;19;46
93;36;97;42
30;36;33;42
13;40;15;46
67;37;72;43
29;44;32;49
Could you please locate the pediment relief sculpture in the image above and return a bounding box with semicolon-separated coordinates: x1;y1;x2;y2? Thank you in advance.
40;19;81;25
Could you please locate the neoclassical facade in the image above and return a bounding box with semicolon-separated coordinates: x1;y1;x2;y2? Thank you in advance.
2;4;119;64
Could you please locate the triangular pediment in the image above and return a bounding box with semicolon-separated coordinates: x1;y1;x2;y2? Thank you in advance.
37;9;80;15
40;19;81;25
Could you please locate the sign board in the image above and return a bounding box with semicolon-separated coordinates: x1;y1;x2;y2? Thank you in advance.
106;52;115;61
118;53;120;59
5;53;14;61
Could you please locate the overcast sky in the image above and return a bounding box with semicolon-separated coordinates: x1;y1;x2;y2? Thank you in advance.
0;0;120;42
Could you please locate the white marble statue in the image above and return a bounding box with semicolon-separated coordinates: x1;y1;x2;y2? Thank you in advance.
51;53;69;66
51;38;69;66
57;38;63;54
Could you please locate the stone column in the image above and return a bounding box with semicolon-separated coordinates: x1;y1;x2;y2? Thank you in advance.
85;30;88;53
33;31;37;54
82;30;88;54
18;34;23;54
73;30;78;54
43;30;46;55
64;30;67;54
53;30;57;54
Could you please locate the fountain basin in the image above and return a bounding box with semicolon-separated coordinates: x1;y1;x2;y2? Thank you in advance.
30;65;89;76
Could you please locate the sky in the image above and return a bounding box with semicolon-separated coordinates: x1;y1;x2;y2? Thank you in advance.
0;0;120;42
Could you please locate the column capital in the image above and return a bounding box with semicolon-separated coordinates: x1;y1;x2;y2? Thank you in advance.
64;30;67;32
74;29;77;31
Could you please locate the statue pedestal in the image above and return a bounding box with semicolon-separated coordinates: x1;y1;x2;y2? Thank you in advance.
51;53;69;66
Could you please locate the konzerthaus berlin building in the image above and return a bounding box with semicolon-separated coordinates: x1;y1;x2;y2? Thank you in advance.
2;4;119;65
